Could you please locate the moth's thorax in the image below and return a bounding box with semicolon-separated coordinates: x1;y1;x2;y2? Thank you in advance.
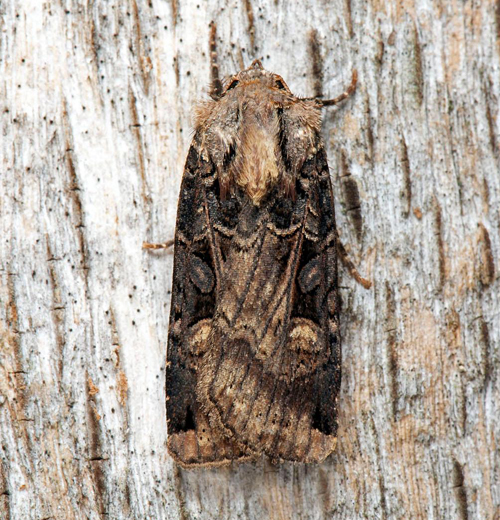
231;84;282;205
196;62;322;205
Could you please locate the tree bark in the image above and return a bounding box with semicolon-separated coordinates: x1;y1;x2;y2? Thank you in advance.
1;1;499;519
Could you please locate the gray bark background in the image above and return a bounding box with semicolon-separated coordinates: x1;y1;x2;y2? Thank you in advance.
1;0;499;519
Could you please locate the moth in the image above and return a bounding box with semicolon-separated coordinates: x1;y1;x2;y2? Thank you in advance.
146;26;368;467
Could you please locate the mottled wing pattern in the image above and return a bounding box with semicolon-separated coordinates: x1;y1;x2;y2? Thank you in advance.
166;143;253;467
197;145;340;463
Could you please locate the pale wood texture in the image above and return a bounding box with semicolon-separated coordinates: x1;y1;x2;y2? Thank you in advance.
1;1;499;519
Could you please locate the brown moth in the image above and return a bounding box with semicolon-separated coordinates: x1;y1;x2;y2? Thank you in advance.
156;26;364;467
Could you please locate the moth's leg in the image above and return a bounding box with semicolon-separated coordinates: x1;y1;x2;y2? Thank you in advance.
209;22;223;100
318;69;358;107
336;238;372;289
143;239;174;250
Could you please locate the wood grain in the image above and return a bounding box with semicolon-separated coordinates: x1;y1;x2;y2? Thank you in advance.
0;1;499;518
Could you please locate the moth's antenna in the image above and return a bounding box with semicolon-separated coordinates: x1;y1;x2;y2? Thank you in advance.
209;22;223;100
316;69;358;107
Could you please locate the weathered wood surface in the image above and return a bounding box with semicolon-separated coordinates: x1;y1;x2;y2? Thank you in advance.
1;1;499;519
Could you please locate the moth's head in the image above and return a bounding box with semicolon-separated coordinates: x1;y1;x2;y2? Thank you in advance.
218;59;293;99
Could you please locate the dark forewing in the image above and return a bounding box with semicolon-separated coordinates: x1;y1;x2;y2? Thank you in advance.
166;142;252;467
